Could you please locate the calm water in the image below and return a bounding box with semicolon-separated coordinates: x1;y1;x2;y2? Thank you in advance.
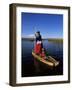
22;39;63;77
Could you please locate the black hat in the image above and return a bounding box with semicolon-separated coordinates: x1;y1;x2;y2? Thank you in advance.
37;31;40;34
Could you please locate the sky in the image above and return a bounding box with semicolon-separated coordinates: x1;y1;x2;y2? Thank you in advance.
21;12;63;38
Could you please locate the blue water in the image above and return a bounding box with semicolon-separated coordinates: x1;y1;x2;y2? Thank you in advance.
22;39;63;77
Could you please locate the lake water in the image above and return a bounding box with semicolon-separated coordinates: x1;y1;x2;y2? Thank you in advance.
22;39;63;77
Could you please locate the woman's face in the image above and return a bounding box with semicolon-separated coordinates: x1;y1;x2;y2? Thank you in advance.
35;32;39;37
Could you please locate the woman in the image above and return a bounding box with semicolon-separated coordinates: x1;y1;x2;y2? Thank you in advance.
34;31;46;58
34;31;43;55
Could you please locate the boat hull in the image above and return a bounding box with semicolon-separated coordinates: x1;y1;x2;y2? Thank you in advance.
32;51;59;67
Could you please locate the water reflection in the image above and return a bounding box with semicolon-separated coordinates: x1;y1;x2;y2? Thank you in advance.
22;39;63;77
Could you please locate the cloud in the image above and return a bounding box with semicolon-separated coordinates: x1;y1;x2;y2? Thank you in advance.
22;34;35;38
28;34;34;37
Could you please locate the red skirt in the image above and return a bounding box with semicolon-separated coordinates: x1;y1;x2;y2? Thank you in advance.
34;43;42;54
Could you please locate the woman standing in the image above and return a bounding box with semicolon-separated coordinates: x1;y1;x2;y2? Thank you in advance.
34;31;43;55
34;31;46;58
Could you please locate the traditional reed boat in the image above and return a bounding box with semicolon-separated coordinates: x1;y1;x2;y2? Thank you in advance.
32;51;59;67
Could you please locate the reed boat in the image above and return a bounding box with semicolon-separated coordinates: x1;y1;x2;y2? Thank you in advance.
32;51;59;67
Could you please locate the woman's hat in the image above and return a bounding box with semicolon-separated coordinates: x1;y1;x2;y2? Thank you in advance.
37;31;40;34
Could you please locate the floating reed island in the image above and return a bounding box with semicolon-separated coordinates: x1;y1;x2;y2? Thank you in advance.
48;38;63;43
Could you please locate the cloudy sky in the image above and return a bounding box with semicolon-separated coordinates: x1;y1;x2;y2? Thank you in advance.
21;12;63;38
